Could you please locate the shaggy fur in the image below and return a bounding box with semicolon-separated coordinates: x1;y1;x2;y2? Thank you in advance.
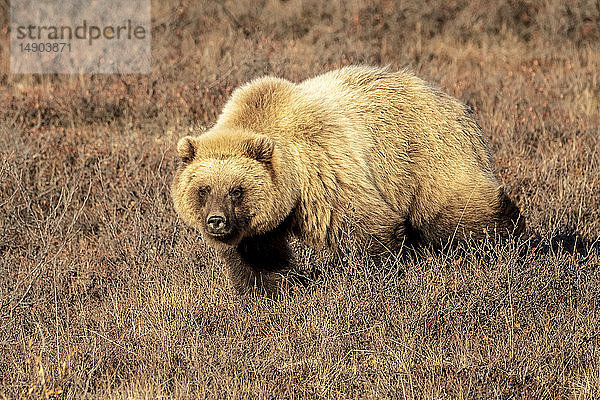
171;65;524;294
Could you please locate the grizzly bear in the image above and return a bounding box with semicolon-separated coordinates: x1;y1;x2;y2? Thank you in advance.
172;65;524;294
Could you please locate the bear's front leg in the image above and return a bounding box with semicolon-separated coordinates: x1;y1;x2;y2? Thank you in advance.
219;233;293;294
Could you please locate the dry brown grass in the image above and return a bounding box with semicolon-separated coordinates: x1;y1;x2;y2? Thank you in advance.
1;0;599;398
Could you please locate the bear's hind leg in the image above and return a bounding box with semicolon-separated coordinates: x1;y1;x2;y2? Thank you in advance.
415;186;525;245
366;217;425;255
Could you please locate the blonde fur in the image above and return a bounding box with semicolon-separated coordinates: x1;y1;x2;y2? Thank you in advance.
172;65;524;293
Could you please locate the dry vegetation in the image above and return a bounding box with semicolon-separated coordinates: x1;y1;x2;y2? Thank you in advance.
1;0;599;398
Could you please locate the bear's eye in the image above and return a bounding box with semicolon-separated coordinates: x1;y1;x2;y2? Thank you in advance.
229;187;243;200
198;186;210;199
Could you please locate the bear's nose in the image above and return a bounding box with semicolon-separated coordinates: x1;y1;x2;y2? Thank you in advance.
206;214;229;235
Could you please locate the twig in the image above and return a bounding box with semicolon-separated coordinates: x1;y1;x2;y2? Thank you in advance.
218;1;250;36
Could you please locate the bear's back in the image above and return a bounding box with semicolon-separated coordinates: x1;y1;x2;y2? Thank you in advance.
297;66;497;213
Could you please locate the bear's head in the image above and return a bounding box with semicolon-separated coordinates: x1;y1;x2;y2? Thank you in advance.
171;130;298;249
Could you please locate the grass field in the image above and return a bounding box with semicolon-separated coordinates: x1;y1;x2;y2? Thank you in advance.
1;0;599;398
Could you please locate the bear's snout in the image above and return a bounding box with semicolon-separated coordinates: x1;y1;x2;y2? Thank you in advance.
206;214;230;236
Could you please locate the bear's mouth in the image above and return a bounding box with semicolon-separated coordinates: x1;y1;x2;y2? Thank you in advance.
208;231;232;240
204;229;241;246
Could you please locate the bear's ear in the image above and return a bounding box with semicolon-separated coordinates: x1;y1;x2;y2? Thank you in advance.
243;135;274;164
177;136;197;164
